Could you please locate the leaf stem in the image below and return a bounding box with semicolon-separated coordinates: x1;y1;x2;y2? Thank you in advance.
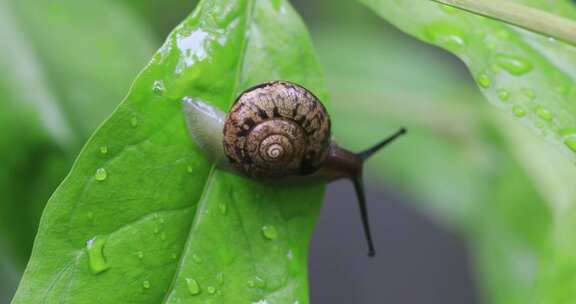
430;0;576;46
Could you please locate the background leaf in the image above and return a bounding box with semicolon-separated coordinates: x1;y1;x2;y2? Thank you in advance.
0;0;155;300
12;0;328;303
360;0;576;164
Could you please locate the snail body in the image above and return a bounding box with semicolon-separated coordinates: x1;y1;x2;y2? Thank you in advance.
183;80;406;257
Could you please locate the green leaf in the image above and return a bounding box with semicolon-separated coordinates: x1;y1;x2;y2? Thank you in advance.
314;25;552;304
12;0;328;303
359;0;576;164
0;0;155;269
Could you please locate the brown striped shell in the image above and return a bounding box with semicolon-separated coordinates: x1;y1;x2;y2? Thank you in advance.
223;81;331;178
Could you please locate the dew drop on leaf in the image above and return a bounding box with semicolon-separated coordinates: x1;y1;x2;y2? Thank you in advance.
216;272;224;284
136;251;144;259
477;74;492;88
219;203;227;215
186;278;201;295
192;253;203;264
86;236;110;274
99;146;108;155
207;286;216;294
495;54;533;75
512;105;526;118
261;225;277;240
152;80;165;95
424;23;466;52
535;106;554;121
95;168;107;181
497;89;510;101
255;276;266;288
130;117;139;128
187;165;194;173
564;136;576;152
142;280;151;289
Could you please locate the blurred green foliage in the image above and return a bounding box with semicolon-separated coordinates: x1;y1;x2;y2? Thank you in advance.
1;0;574;303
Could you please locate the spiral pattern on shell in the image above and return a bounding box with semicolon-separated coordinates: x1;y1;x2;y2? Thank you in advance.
223;81;331;178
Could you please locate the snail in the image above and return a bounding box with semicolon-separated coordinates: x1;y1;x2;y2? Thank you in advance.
183;80;406;257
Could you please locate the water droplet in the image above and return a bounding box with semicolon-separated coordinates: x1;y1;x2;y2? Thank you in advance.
159;217;165;224
216;273;224;284
95;168;107;181
286;250;294;260
535;106;554;121
130;117;139;128
477;74;491;88
439;3;457;13
219;203;227;215
192;254;203;264
142;280;151;289
495;54;533;75
255;276;266;288
207;286;216;294
521;88;536;100
497;89;510;101
512;106;526;117
187;165;194;173
86;236;110;274
137;251;144;259
186;278;201;295
261;225;277;240
152;80;165;95
99;146;108;155
153;213;159;219
490;64;500;74
247;280;255;288
562;135;576;152
424;23;466;51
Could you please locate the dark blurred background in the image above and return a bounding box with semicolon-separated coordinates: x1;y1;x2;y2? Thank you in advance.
2;0;553;303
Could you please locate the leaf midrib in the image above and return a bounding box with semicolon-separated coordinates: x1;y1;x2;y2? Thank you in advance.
161;0;256;300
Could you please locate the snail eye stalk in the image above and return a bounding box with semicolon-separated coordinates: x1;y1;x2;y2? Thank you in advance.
353;127;407;258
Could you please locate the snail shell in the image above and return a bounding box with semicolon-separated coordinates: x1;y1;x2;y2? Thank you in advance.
223;81;331;178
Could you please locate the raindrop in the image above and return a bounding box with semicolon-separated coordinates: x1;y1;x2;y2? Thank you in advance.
186;278;201;295
192;254;203;264
95;168;107;181
255;276;266;288
137;251;144;259
261;225;277;240
521;88;536;100
535;106;554;121
219;203;227;215
99;146;108;155
152;80;165;95
495;54;533;75
86;236;110;274
187;165;194;173
424;23;466;52
207;286;216;294
216;273;224;285
130;117;139;128
142;280;151;289
477;74;491;88
159;217;165;224
512;106;526;118
497;89;510;101
439;3;457;13
564;136;576;152
247;280;255;288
